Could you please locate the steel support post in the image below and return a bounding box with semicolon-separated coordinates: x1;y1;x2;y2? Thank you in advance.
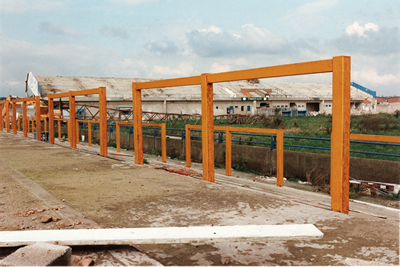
48;98;55;144
35;96;41;141
331;56;351;214
99;87;108;157
201;74;215;183
225;127;231;176
12;101;17;134
23;101;27;137
133;83;143;164
185;125;191;167
276;129;284;187
69;93;76;149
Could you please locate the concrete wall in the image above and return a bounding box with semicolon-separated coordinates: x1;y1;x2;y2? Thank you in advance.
71;127;400;184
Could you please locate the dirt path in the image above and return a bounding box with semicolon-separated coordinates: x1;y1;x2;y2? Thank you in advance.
0;132;399;265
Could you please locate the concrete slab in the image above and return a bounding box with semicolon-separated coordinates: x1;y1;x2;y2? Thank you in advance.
0;224;322;247
0;242;71;266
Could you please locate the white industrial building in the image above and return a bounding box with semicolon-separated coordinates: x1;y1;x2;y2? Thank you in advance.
30;75;376;117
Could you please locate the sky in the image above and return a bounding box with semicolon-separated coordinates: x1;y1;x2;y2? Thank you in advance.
0;0;399;97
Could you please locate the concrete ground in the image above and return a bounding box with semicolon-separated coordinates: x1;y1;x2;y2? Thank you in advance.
0;131;399;266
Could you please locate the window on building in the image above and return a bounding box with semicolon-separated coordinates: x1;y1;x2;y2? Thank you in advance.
235;106;238;108
285;105;288;107
216;106;218;109
241;106;244;111
247;106;251;111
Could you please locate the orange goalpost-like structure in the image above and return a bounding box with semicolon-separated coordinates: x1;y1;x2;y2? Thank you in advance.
132;56;351;214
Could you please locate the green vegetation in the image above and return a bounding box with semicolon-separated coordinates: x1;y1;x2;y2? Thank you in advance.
232;157;249;172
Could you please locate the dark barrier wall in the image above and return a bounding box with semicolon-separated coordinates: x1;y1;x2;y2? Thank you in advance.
71;128;399;184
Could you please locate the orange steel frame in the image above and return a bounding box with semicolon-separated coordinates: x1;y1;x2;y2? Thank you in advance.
48;88;108;157
54;118;70;142
185;125;284;186
75;119;100;147
133;56;351;213
8;97;41;139
116;121;167;163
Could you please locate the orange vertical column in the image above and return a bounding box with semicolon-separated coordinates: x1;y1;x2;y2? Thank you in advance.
88;122;92;146
185;125;191;167
48;98;55;144
23;101;27;137
31;118;34;134
201;74;215;183
58;121;61;141
76;121;80;144
69;93;76;149
12;101;17;134
6;101;10;133
0;104;3;131
225;127;231;176
17;117;21;132
132;83;143;164
276;129;284;187
99;87;108;157
116;122;121;153
161;123;167;163
331;56;351;214
35;96;41;141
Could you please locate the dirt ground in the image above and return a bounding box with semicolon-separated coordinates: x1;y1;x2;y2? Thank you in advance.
0;131;399;266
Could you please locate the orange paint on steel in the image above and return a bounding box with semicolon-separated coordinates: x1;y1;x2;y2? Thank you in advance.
12;101;17;134
76;121;80;144
207;59;333;84
331;56;351;214
146;123;167;163
116;121;167;163
0;104;3;131
132;83;143;165
201;74;215;183
58;121;61;141
99;87;108;157
116;122;121;153
350;134;400;144
276;129;284;187
136;76;201;90
69;93;76;149
185;124;191;167
35;96;41;141
5;100;10;133
23;101;28;137
44;117;47;132
17;116;21;132
225;126;232;176
88;122;92;146
48;98;55;144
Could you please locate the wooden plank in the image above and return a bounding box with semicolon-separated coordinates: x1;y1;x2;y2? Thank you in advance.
330;56;351;214
208;59;333;83
185;125;191;167
136;76;201;90
99;87;108;157
0;224;323;247
350;134;400;144
201;74;215;183
35;96;41;141
132;83;143;164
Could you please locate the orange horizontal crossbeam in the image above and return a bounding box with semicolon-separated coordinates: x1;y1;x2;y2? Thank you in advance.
48;92;70;99
136;76;201;90
208;59;333;83
350;134;400;144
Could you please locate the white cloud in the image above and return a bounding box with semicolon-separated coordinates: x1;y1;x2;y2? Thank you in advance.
186;24;287;57
346;22;379;37
145;39;179;54
39;22;80;37
281;0;338;28
353;69;399;86
210;63;231;73
0;0;64;14
152;62;194;78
